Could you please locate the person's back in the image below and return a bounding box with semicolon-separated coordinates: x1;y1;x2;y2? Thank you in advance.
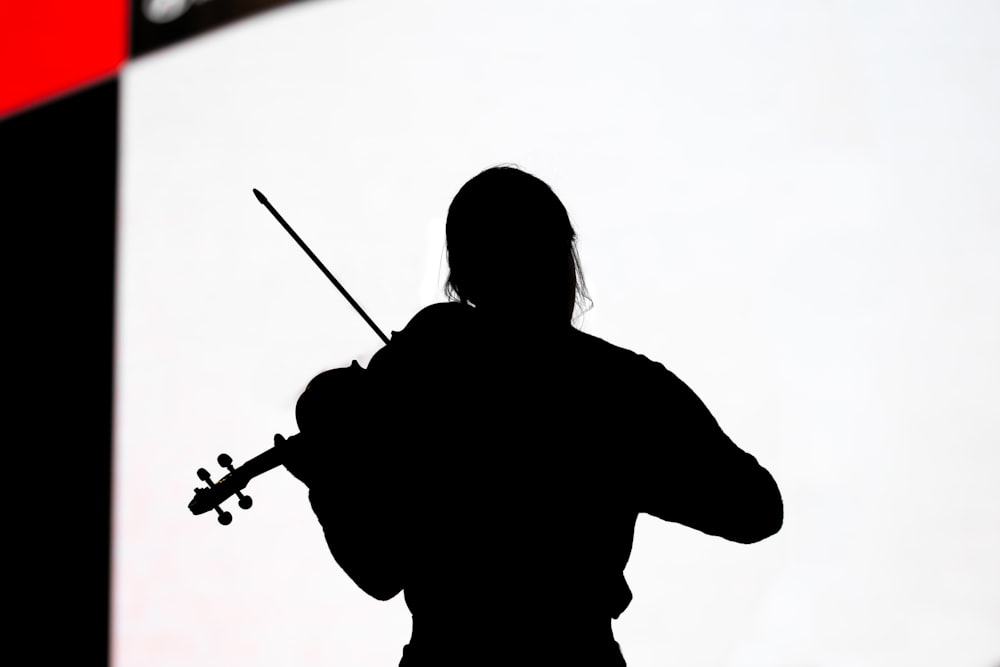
365;302;635;664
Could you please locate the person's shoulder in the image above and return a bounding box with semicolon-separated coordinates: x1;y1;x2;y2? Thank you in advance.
389;302;476;346
370;303;472;371
402;302;473;332
570;328;657;366
569;328;687;385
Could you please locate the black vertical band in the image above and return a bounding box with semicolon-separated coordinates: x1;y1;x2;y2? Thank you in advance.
3;77;118;666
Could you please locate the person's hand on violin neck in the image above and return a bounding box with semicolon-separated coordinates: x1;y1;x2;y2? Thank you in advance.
277;433;319;487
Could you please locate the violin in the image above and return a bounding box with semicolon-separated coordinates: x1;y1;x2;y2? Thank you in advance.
187;190;388;525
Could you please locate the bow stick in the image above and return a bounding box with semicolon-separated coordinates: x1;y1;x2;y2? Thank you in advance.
253;188;390;345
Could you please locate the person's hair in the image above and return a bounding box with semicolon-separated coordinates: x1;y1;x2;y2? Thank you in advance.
443;165;591;322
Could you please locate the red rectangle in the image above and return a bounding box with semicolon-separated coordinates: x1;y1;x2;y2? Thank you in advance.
0;0;127;118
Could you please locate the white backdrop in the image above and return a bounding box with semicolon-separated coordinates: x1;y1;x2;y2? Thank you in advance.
114;1;1000;666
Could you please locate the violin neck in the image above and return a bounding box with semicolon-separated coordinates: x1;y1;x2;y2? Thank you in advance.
239;445;284;485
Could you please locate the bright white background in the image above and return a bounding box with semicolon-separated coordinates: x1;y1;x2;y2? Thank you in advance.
115;1;1000;666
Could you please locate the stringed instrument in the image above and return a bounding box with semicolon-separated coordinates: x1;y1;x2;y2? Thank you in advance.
187;190;389;525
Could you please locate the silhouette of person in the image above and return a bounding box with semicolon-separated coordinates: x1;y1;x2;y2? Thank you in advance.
283;165;783;666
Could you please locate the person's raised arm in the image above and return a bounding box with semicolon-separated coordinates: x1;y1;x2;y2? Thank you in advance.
634;364;783;544
285;348;408;601
292;303;468;600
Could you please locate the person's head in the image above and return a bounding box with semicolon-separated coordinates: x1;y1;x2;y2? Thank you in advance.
444;165;590;324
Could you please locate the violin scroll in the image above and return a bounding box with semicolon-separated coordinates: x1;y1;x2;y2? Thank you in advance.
192;463;240;525
188;443;285;525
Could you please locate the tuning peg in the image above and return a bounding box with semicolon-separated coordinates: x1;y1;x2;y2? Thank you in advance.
216;453;253;510
195;467;235;525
